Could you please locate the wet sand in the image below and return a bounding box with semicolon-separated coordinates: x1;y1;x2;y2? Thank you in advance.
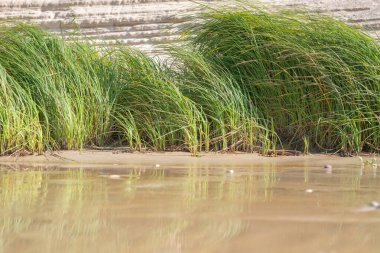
0;149;367;168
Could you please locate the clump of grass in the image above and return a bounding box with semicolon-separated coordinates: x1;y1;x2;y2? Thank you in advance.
112;48;203;154
170;47;276;152
113;48;276;154
0;23;118;153
2;5;380;156
1;22;272;155
184;4;380;153
0;67;43;154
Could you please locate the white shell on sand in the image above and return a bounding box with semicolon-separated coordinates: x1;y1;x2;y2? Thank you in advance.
369;201;380;208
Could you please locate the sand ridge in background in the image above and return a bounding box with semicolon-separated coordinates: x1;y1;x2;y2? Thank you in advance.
0;0;379;57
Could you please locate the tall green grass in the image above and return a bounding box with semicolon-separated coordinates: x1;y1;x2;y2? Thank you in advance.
0;67;43;154
0;23;118;154
114;48;202;153
113;48;275;153
1;4;380;156
184;5;380;153
0;23;273;155
170;47;277;152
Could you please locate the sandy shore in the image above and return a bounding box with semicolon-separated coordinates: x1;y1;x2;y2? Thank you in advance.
0;149;367;168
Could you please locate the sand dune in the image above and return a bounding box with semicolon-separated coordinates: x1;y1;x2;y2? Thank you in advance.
0;0;379;55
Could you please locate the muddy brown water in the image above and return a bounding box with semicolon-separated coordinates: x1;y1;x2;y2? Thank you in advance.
0;157;379;253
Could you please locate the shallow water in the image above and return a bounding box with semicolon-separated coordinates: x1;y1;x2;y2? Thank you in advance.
0;159;379;253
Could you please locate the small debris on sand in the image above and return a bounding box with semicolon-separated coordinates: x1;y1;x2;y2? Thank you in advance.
155;164;160;168
369;201;380;209
324;164;332;173
109;174;121;179
305;189;313;193
226;169;234;174
353;201;380;213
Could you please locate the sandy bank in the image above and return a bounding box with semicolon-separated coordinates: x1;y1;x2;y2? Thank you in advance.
0;150;367;168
